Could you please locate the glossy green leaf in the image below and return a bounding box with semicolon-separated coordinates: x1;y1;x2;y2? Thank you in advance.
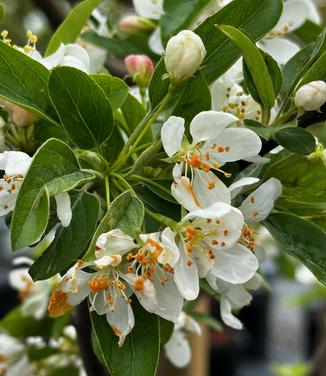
159;318;174;344
295;20;323;44
148;58;170;109
91;74;129;111
46;0;102;55
11;139;94;251
173;71;211;124
195;0;283;83
299;50;326;87
160;0;212;44
264;212;326;285
0;41;58;125
121;94;146;133
281;29;326;95
218;25;275;112
244;119;297;140
91;299;160;376
48;67;114;149
273;127;316;155
29;190;100;281
83;191;144;261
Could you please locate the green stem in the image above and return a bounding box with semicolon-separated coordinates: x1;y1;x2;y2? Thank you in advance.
105;175;110;208
129;174;171;196
144;207;177;229
111;90;173;173
111;173;136;194
261;106;271;126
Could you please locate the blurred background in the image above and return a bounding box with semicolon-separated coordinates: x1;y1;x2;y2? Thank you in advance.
0;1;325;376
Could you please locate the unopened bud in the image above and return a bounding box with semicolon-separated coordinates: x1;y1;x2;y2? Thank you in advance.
164;30;206;84
12;106;37;127
125;54;154;87
119;15;155;33
295;81;326;111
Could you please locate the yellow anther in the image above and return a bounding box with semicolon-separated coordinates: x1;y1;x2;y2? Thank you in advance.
1;30;8;38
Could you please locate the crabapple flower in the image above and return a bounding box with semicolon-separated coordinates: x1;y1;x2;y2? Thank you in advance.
161;111;262;192
173;202;248;300
165;312;201;368
132;0;164;20
9;260;53;320
0;151;32;215
206;273;263;329
295;81;326;111
125;55;154;87
165;30;206;84
259;0;321;64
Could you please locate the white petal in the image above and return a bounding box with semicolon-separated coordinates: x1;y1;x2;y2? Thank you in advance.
274;0;311;33
8;268;31;290
192;248;214;277
94;255;122;268
96;229;135;258
159;227;180;266
41;44;66;69
212;244;258;284
161;116;185;157
0;187;19;216
55;192;72;227
244;273;264;290
190;111;238;144
165;330;191;368
206;128;262;166
243;155;271;164
60;56;89;73
106;295;135;347
153;273;183;323
220;295;243;330
226;285;252;308
64;44;90;71
124;273;158;313
133;0;164;20
229;177;260;199
172;174;201;212
193;169;231;206
0;151;31;175
240;178;282;223
174;242;199;301
259;39;300;65
149;28;164;55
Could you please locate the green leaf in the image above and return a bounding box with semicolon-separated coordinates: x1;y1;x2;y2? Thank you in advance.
159;318;174;344
91;74;129;111
244;119;297;140
264;212;326;285
148;58;170;109
0;42;58;125
83;191;144;261
91;299;160;376
29;190;100;281
173;71;211;124
48;67;114;149
281;29;326;95
46;0;102;55
294;20;323;44
160;0;212;44
273;127;316;155
11;138;94;251
33;120;67;142
82;31;156;59
121;94;146;133
218;25;275;112
195;0;283;83
299;50;326;87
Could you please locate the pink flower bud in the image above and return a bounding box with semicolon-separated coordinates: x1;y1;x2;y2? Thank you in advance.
119;15;155;33
1;100;37;127
125;55;154;87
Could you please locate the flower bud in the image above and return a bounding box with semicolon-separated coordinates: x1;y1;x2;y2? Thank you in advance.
295;80;326;111
119;15;155;33
2;100;37;127
125;54;154;87
164;30;206;84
